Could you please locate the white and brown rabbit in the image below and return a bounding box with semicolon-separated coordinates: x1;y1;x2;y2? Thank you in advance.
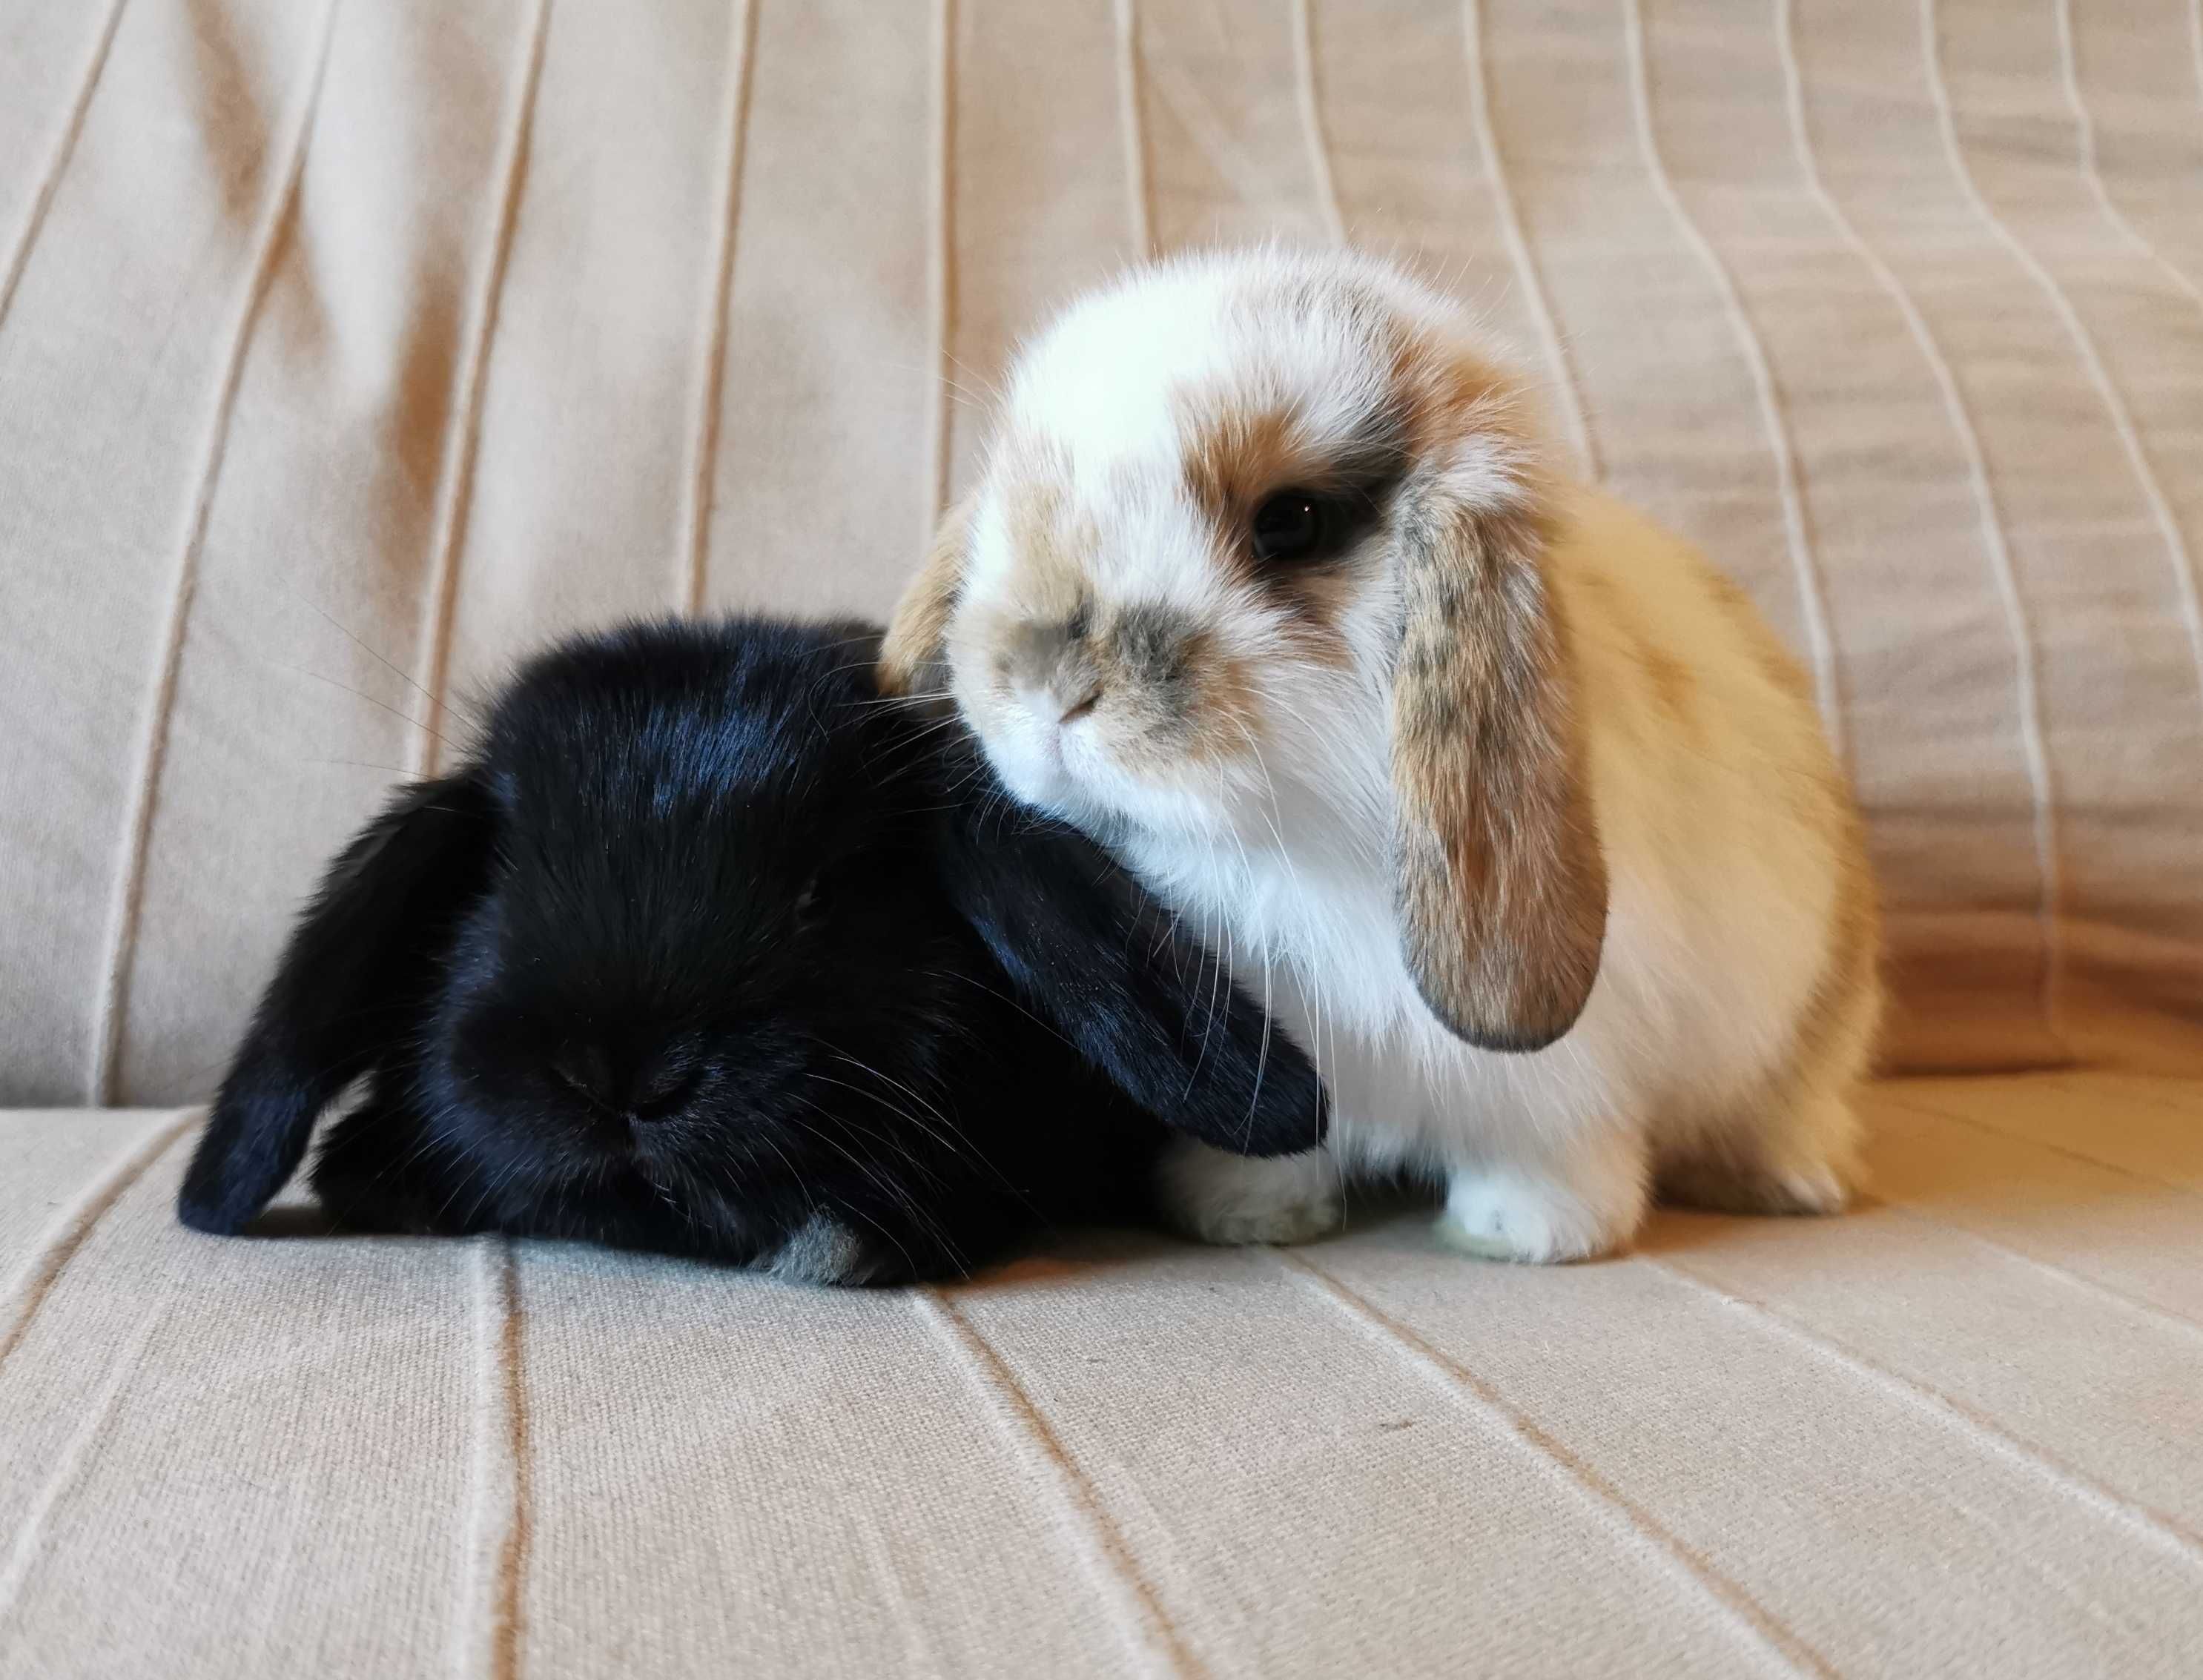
882;246;1880;1263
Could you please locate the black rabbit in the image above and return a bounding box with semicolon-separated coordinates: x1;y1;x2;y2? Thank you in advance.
178;617;1324;1283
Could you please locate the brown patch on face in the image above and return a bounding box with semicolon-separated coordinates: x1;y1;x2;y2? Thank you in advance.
923;438;1100;708
960;580;1261;784
1174;385;1398;670
1181;403;1302;535
1368;302;1526;474
994;438;1091;621
1168;625;1264;769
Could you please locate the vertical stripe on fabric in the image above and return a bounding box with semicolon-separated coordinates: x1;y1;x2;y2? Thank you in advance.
676;0;760;615
1459;0;1600;480
0;0;131;334
1619;0;1843;758
450;1237;530;1680
0;1114;194;1375
2052;0;2203;311
1284;1253;1829;1679
1289;0;1347;245
1923;0;2203;768
409;0;553;778
913;1289;1198;1679
1113;0;1154;259
1776;0;2064;1050
2193;0;2203;112
1651;1253;2203;1567
0;1300;168;1632
88;0;343;1105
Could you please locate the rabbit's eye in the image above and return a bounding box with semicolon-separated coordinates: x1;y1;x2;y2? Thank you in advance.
1251;489;1345;563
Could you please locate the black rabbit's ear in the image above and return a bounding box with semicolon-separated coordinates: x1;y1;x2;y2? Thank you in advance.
939;795;1327;1159
178;773;497;1234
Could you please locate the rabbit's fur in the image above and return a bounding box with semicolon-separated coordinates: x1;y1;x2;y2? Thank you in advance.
885;248;1880;1262
179;616;1325;1283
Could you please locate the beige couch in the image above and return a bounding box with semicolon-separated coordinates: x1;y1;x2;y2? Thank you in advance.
3;1;2200;1674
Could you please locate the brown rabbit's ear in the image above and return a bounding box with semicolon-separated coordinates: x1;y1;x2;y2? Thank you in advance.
880;492;978;697
1390;471;1607;1052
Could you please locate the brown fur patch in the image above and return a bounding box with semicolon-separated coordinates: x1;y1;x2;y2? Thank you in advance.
1635;636;1700;737
1695;561;1817;704
1180;403;1303;533
1723;583;1817;710
1682;552;1823;722
995;439;1091;619
1657;561;1881;1211
1751;633;1814;709
881;494;976;697
1173;394;1378;667
1391;339;1517;457
889;437;1100;699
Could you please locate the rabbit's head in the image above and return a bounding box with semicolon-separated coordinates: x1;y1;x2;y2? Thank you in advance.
886;248;1606;1051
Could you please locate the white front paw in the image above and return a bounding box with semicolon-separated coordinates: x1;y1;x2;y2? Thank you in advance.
762;1214;892;1286
1439;1167;1636;1265
1158;1140;1342;1247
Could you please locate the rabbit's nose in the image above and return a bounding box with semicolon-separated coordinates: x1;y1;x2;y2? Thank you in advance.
1050;670;1105;723
551;1039;696;1119
1001;612;1105;722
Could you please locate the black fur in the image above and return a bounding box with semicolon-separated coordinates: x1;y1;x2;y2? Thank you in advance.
179;616;1324;1283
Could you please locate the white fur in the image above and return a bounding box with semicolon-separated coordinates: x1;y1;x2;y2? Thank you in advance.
942;248;1876;1263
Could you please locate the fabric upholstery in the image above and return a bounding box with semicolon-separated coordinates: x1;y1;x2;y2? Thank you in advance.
3;1075;2202;1677
4;4;2202;1675
2;0;2200;1106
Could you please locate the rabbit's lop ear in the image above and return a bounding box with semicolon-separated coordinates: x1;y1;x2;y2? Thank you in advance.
880;492;977;698
178;774;497;1234
1391;444;1608;1053
939;785;1326;1157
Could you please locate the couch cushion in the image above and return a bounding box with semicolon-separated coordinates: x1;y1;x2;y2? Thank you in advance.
2;1074;2200;1677
2;1;2201;1105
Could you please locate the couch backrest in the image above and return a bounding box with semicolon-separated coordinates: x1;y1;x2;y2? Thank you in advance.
4;0;2199;1105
